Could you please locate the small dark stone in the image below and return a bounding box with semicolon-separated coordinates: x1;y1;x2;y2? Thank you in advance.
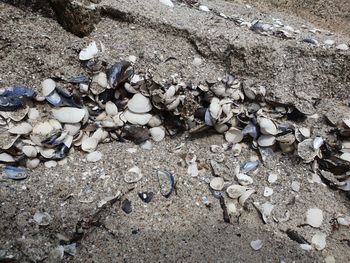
121;199;132;214
138;192;154;203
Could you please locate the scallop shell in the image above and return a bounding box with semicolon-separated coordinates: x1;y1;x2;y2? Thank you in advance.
123;110;152;125
210;177;225;191
225;127;243;143
149;126;165;142
52;107;86;124
258;117;277;135
127;93;152;113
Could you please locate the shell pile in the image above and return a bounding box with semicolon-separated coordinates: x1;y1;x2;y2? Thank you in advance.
0;41;349;197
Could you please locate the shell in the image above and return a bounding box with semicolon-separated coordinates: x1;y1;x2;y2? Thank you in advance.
79;41;98;60
149;126;165;142
123;110;152;125
26;158;40;169
297;138;318;163
52;107;86;124
64;123;81;136
22;145;38;158
42;79;56;97
236;173;253;185
306;208;323;227
263;186;273;197
226;185;248;198
311;233;327;251
225;127;243;143
254;202;274;223
81;136;99;153
209;97;221;120
148;115;163;127
127;93;152;113
238;189;255;206
257;135;276;147
0;153;15;162
340;152;350;162
8;122;33;135
105;101;118;116
250;240;263;251
276;133;295;153
209;177;225;191
258;117;277;135
124;166;143;183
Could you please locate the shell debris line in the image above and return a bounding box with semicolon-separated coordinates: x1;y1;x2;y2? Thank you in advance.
0;25;350;261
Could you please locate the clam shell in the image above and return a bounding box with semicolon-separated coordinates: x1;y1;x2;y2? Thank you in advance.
236;173;253;185
311;233;327;251
123;110;152;125
81;136;99;153
8;106;29;122
42;79;56;97
250;240;263;251
127;93;152;113
79;41;98;60
340;152;350;162
39;148;55;159
276;133;295;153
258;117;277;135
225;127;243;143
8;122;33;135
209;177;225;191
215;123;229;133
26;158;40;169
149;126;165;142
0;153;15;163
33;122;54;135
306;208;323;227
226;185;248;198
124;166;143;183
297;138;318;163
28;108;40;120
52;107;86;124
105;101;118;116
22;145;38;158
44;160;57;168
257;135;276;147
209;97;221;120
0;133;20;150
148;115;162;128
64;123;81;136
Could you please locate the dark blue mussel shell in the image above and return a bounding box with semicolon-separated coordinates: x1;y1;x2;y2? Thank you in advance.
0;86;36;111
106;61;133;88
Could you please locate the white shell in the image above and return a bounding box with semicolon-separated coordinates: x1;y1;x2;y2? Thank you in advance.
226;185;248;198
225;127;243;143
159;0;174;8
306;208;323;227
297;138;318;163
28;108;40;120
258;117;277;135
291;181;301;192
311;232;327;251
93;72;108;88
22;145;38;158
8;122;33;135
299;127;311;138
263;186;273;197
336;43;349;51
254;202;274;223
257;135;276;147
105;101;118;116
140;140;153;150
79;41;99;60
45;160;57;168
236;173;253;185
199;5;210;12
340;152;350;162
52;107;86;124
209;97;221;120
123;110;152;125
238;189;255;206
148;115;162;127
250;240;263;251
81;136;99;153
86;151;102;162
127;94;152;113
26;158;40;169
313;137;324;150
39;148;55;159
215;123;229;133
64;123;81;136
124;166;143;183
210;177;225;191
0;153;15;162
42;78;56;97
33;211;52;226
149;127;165;142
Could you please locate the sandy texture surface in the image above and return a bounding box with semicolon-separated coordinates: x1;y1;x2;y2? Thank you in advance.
0;1;349;262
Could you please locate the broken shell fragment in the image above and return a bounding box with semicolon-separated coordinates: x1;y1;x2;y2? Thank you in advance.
209;177;225;191
79;41;98;60
81;136;98;153
124;166;143;183
254;202;274;223
22;145;38;158
52;107;86;124
297;138;318;163
236;173;253;185
86;151;102;162
306;208;323;227
311;233;327;251
238;189;255;206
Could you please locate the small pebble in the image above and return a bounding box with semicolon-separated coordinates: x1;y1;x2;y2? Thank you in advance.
324;255;335;263
306;208;323;227
324;39;335;46
263;186;273;197
199;5;210;12
193;57;203;66
291;181;300;192
311;232;327;251
268;173;278;184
